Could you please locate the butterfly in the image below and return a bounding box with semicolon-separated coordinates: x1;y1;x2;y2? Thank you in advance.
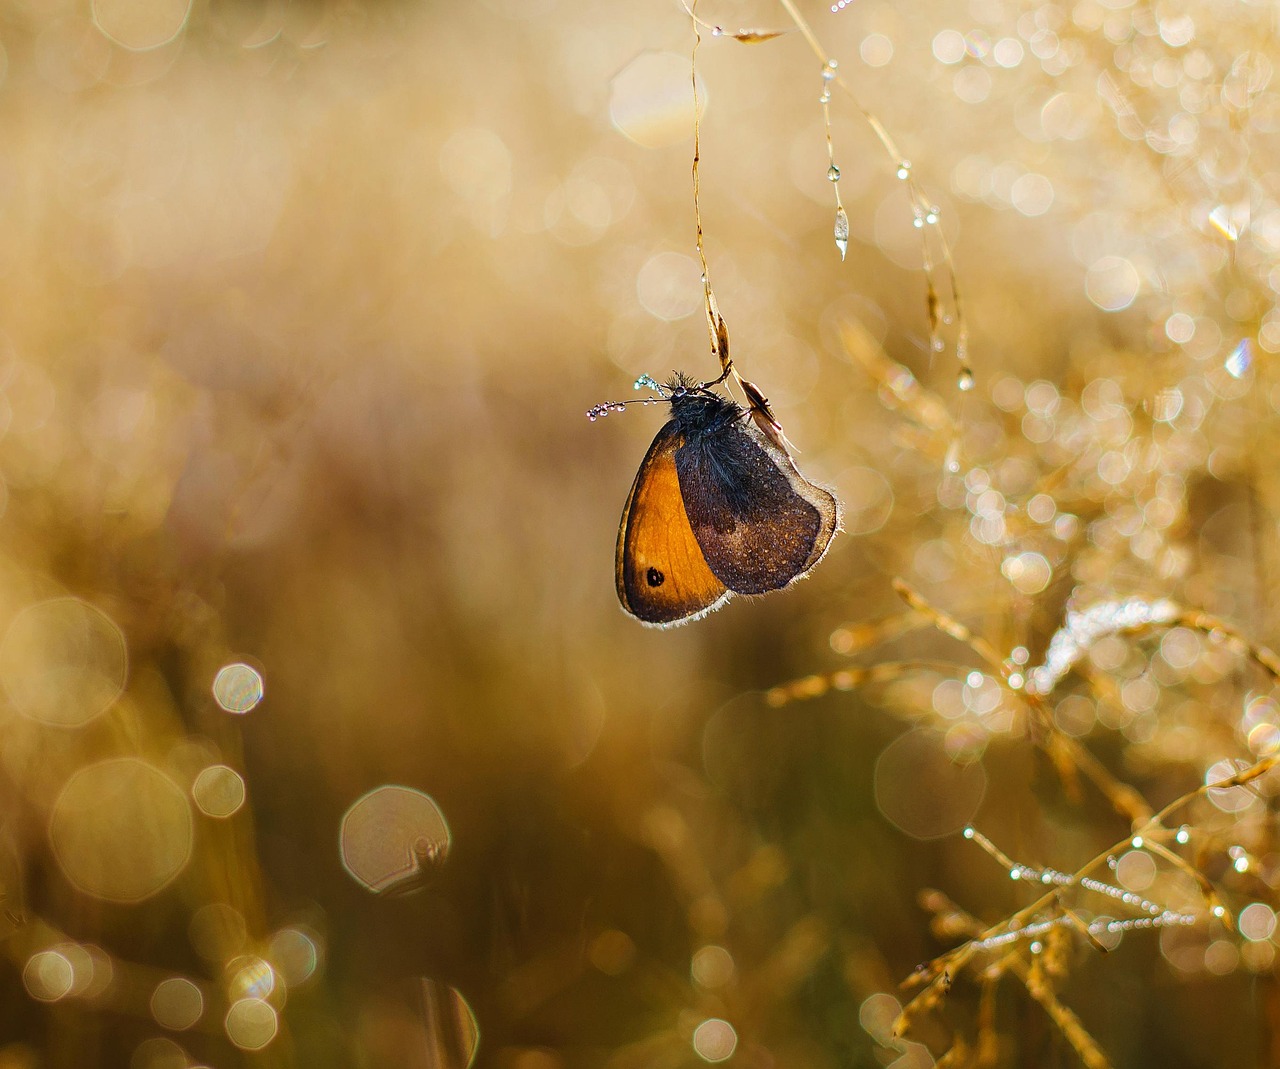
611;374;839;627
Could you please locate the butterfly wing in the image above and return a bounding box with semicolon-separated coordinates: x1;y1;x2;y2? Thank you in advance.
616;422;732;626
675;420;839;595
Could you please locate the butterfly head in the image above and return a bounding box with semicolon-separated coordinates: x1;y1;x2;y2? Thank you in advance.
588;372;743;438
664;378;743;442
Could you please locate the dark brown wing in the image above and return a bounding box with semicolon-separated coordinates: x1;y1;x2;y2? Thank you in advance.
675;420;838;594
616;422;732;626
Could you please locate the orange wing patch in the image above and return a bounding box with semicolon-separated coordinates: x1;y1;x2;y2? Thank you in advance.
616;424;731;627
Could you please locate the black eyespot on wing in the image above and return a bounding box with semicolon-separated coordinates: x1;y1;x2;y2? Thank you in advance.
675;423;837;594
646;567;664;587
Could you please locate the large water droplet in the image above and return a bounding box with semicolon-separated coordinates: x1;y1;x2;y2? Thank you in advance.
834;207;849;261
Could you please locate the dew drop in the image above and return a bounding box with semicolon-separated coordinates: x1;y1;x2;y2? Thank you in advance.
1225;338;1252;378
819;89;832;103
957;367;975;391
822;60;838;80
827;164;841;182
896;160;912;179
1209;204;1240;242
834;207;849;261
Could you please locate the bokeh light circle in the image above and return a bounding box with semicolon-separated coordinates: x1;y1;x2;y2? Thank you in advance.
874;729;987;839
269;927;321;987
1114;849;1156;891
190;902;247;962
92;0;192;51
339;785;451;894
132;1037;189;1069
838;466;894;535
0;597;127;727
53;943;97;998
225;997;278;1050
1239;902;1276;942
588;929;636;975
691;1018;737;1063
610;52;705;148
691;945;735;988
636;251;701;321
192;764;246;818
49;758;193;902
858;992;901;1045
23;950;73;1001
151;977;203;1030
1085;255;1140;311
212;663;263;714
1205;758;1254;812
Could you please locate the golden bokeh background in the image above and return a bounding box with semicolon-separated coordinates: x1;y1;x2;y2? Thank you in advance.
1;0;1278;1066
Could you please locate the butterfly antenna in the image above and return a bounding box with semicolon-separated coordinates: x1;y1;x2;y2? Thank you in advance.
586;374;671;421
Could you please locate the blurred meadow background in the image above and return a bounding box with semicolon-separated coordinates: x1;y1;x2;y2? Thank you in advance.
3;0;1280;1065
